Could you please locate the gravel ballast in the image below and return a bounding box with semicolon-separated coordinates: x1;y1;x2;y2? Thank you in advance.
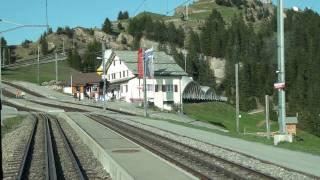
102;113;315;180
2;115;34;180
59;116;111;180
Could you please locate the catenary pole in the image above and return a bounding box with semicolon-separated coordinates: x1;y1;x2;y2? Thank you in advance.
37;45;40;84
265;95;270;139
102;43;106;110
55;52;58;82
277;0;286;134
143;49;148;117
235;63;240;133
0;34;3;179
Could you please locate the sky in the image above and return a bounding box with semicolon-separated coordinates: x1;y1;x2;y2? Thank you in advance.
1;0;319;45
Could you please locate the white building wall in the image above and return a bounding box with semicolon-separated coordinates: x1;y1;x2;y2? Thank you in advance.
105;55;183;111
106;56;135;82
123;77;182;111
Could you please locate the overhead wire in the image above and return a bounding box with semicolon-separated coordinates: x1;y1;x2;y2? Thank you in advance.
132;0;147;16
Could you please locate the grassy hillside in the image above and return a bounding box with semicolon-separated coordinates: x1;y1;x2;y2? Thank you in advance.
184;102;320;155
3;60;77;83
187;1;240;24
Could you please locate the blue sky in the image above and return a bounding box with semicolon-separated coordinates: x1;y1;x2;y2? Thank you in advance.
1;0;319;45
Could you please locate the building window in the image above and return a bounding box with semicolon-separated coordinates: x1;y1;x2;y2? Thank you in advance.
155;85;159;92
162;85;166;92
174;85;178;92
167;85;173;92
147;84;154;91
126;85;128;92
113;60;115;66
123;71;125;77
119;72;122;78
126;70;129;77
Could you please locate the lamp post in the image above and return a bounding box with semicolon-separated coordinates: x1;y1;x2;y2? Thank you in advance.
0;18;48;179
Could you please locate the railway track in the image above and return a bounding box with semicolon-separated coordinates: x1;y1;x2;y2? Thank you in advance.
48;114;85;180
3;115;38;179
2;113;86;180
88;114;277;180
3;81;46;98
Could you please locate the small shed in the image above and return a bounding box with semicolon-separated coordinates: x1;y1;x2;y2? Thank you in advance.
64;72;102;100
286;117;298;135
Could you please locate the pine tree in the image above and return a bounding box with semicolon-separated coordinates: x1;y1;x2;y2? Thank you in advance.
40;35;48;55
123;11;129;19
117;11;124;20
102;18;113;34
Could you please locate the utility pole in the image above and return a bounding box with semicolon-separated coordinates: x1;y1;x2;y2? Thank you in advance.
184;50;187;72
102;43;106;110
265;95;270;139
180;76;183;114
143;49;148;117
62;39;65;55
277;0;286;134
55;52;58;82
70;74;73;94
37;45;40;85
0;35;3;180
8;48;10;65
235;63;240;133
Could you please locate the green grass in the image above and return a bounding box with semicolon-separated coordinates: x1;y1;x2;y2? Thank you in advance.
183;102;320;155
3;60;77;83
1;116;25;138
188;1;240;24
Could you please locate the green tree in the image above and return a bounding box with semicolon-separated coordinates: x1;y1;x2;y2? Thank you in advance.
123;11;129;19
102;18;113;34
117;11;124;20
40;35;48;55
83;40;101;72
200;9;226;57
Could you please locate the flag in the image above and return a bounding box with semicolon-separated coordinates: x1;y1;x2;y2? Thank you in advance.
144;48;154;78
137;48;144;78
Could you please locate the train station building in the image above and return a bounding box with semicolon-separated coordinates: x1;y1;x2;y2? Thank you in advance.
104;51;225;111
63;50;225;110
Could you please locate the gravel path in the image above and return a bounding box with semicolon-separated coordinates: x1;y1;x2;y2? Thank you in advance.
104;114;315;180
2;115;34;180
59;116;111;180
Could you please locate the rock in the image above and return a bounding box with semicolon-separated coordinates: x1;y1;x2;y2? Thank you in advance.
116;33;133;45
41;81;49;86
48;80;56;86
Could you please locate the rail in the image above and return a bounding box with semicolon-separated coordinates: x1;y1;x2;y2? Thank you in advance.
88;114;276;180
16;114;38;179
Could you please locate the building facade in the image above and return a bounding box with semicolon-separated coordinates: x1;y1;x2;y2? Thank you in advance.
106;51;187;110
105;51;226;111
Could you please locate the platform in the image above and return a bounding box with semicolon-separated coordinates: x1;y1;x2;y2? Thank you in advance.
59;112;196;180
93;111;320;177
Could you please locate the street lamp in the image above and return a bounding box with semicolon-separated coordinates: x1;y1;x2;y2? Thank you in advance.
0;18;48;179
